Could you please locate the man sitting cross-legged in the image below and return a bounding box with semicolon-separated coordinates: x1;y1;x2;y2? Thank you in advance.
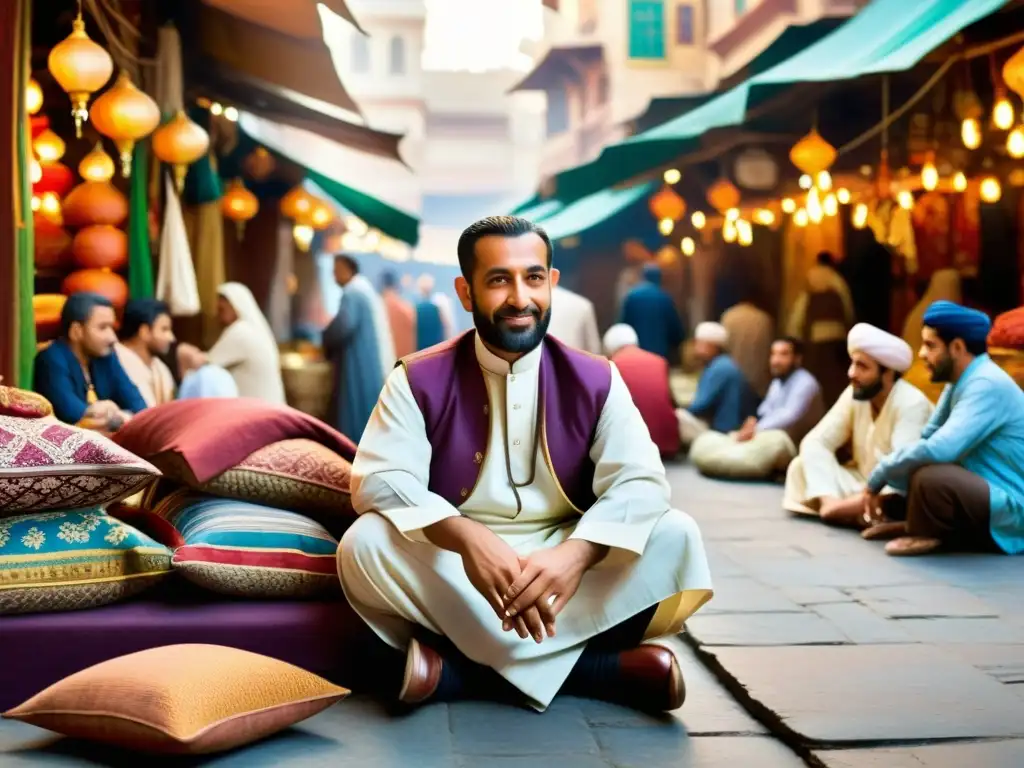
338;216;713;714
783;323;934;526
690;336;824;480
860;301;1024;556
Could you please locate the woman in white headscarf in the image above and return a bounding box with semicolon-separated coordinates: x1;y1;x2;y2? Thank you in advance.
204;282;286;403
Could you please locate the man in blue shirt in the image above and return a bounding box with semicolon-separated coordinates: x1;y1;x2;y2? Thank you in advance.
677;321;758;448
862;301;1024;556
690;336;823;479
34;292;147;431
620;263;686;363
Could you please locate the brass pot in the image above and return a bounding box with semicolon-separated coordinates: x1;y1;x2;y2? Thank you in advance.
280;350;333;422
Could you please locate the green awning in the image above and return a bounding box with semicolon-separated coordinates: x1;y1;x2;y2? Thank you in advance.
545;0;1009;204
306;170;420;246
536;182;655;241
517;199;563;221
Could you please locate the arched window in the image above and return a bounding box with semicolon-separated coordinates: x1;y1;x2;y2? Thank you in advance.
351;31;370;73
389;35;406;74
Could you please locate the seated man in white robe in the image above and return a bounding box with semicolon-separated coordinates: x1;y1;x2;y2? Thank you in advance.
690;337;824;480
339;215;713;714
784;323;934;527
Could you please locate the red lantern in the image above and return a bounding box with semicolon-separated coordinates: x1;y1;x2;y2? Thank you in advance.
33;215;73;269
62;181;129;229
649;185;687;222
72;225;128;270
62;268;128;308
32;162;75;199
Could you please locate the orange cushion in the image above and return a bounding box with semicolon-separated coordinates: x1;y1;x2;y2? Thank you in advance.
2;644;349;754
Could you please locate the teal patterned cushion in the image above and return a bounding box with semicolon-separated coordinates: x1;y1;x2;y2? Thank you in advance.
0;509;172;615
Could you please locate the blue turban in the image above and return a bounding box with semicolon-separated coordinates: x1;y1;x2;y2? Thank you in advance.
923;300;991;347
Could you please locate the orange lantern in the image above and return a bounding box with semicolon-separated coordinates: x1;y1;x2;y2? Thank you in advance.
221;178;259;239
78;142;116;183
89;71;160;177
789;128;836;176
706;178;741;212
243;146;276;181
33;129;66;165
47;15;114;137
62;181;129;229
152;110;211;193
72;225;129;270
33;215;73;269
1003;45;1024;100
304;200;335;230
26;78;43;115
280;185;315;220
649;185;686;222
62;268;128;308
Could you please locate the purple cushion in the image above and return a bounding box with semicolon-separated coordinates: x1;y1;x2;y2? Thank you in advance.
0;591;362;710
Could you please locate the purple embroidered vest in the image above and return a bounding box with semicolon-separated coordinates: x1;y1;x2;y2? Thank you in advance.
401;331;612;512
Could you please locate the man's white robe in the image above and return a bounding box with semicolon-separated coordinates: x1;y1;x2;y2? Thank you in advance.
338;335;713;710
783;379;934;514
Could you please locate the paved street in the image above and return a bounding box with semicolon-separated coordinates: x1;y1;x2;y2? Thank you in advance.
3;465;1024;766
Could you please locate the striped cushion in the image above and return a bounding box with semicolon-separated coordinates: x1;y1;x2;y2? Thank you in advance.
152;490;340;599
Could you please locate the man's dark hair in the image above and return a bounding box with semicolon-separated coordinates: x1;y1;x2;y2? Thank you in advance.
816;251;836;267
930;326;988;357
120;298;170;340
334;254;359;275
456;215;553;281
380;270;398;290
773;336;804;357
60;292;113;337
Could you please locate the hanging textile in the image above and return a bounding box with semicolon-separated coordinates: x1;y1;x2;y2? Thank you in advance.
14;0;35;386
156;174;201;316
128;141;154;299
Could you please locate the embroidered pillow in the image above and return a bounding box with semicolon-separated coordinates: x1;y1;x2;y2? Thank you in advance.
0;386;53;419
3;644;350;754
0;416;160;515
0;508;172;615
153;491;340;599
196;439;354;527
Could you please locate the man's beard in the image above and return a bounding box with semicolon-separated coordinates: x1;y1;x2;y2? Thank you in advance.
472;301;550;355
851;376;884;401
929;354;954;383
771;365;795;381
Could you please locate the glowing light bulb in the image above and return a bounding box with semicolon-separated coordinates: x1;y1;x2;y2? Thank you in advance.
852;203;868;229
799;174;812;190
736;219;753;246
30;158;42;184
781;197;796;214
725;207;740;221
897;190;914;210
754;208;775;226
1008;127;1024;159
292;223;314;251
691;211;706;230
961;117;982;150
26;78;42;115
793;208;809;227
224;106;239;122
953;172;968;192
663;168;681;185
921;162;939;191
806;187;823;223
836;188;850;205
723;219;738;243
816;171;832;191
681;237;695;256
658;217;674;235
993;98;1015;131
210;102;224;116
980;176;1002;203
31;195;40;212
823;193;838;217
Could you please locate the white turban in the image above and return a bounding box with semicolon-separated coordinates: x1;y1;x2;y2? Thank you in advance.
695;322;729;346
603;323;638;357
847;323;913;373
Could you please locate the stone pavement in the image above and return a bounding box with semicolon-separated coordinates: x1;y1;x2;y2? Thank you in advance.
3;465;1024;766
670;463;1024;767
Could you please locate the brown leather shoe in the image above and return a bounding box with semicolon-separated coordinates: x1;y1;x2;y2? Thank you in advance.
398;637;443;705
613;643;686;712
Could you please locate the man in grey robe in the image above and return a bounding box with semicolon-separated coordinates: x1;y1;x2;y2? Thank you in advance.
324;255;384;442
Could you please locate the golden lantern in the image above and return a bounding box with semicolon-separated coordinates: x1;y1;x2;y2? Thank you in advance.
706;178;740;212
993;97;1015;131
221;178;259;240
649;185;686;222
691;211;706;230
897;190;915;210
152;110;211;193
657;218;674;236
680;237;695;257
789;128;836;176
26;78;43;115
47;15;114;137
33;129;66;165
89;71;160;177
823;193;838;217
736;219;753;246
722;219;738;243
1008;126;1024;158
725;207;740;221
980;176;1002;203
307;200;335;230
1003;46;1024;100
961;117;982;150
243;146;276;181
280;185;316;219
293;224;315;252
953;171;968;192
754;208;775;226
781;197;796;214
78;142;116;183
38;191;63;226
921;158;939;191
852;203;869;229
837;188;851;204
793;208;809;227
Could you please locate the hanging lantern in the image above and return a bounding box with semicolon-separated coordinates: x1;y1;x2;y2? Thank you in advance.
292;224;315;252
754;209;775;226
793;208;809;227
722;219;738;243
62;181;129;228
691;211;706;230
47;15;114;137
280;185;316;219
152;110;211;193
980;176;1002;203
78;142;116;183
1008;126;1024;158
823;193;838;217
789;128;836;176
781;197;796;214
897;190;915;210
706;178;740;212
649;185;686;222
993;97;1015;131
852;203;869;229
680;237;695;257
837;188;851;205
243;146;276;181
308;200;335;230
921;158;939;191
953;171;968;192
26;78;43;115
62;269;128;308
1004;46;1024;99
33;162;74;198
71;225;129;270
961;117;982;150
221;178;259;240
736;219;753;246
33;129;66;165
89;71;161;177
38;191;63;226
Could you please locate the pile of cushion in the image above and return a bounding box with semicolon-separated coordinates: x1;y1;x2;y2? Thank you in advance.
0;386;169;616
